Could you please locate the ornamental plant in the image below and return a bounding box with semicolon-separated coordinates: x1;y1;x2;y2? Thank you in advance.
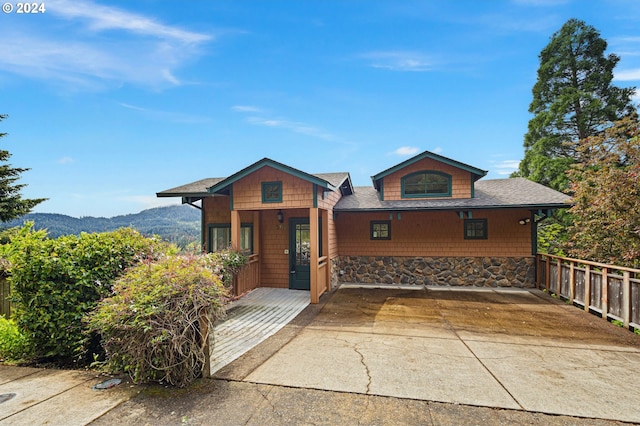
87;254;233;387
2;224;172;364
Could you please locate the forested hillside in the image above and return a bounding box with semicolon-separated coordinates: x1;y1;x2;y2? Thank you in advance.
1;205;201;248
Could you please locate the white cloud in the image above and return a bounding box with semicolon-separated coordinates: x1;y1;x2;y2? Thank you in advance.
0;1;212;90
231;105;262;113
57;156;75;164
362;51;433;72
48;0;211;44
431;147;443;154
118;102;211;124
246;116;335;141
393;146;420;156
614;69;640;81
492;160;521;176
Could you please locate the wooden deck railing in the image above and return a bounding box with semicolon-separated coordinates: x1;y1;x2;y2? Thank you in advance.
536;253;640;330
235;254;260;295
317;255;328;301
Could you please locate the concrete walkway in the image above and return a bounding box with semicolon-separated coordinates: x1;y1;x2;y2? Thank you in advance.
0;366;140;425
210;288;310;373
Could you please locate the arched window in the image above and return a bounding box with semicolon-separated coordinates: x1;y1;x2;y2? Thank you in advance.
401;171;451;198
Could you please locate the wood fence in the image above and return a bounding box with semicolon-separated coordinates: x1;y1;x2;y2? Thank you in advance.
0;277;10;318
536;253;640;330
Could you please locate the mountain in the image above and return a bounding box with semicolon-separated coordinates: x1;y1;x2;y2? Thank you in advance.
1;205;201;248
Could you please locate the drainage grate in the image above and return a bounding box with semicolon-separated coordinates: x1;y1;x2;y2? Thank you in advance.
0;393;16;404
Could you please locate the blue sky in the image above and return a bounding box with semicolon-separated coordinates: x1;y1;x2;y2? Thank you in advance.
1;0;639;218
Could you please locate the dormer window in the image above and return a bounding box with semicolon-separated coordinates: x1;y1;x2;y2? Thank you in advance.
401;171;451;198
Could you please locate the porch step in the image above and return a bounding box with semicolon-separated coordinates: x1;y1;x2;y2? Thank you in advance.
210;288;310;374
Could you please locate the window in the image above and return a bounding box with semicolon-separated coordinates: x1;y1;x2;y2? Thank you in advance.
401;171;451;198
262;181;282;203
208;223;253;253
370;220;391;240
464;219;487;240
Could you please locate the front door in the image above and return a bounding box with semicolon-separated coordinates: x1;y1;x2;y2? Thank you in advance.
289;218;310;290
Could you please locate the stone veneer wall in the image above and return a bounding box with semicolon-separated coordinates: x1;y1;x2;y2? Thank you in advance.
330;257;340;290
338;256;536;288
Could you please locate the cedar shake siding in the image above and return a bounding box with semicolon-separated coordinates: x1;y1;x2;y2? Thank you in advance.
157;151;571;298
335;209;532;258
381;157;474;200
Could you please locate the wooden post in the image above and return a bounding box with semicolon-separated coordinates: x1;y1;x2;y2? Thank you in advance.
230;210;241;251
602;267;609;320
545;255;551;293
309;207;319;304
584;265;591;312
569;261;575;303
199;309;211;379
253;210;260;286
556;258;562;295
622;271;631;328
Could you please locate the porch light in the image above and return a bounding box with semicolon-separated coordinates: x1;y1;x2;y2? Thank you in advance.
277;209;284;223
519;218;530;225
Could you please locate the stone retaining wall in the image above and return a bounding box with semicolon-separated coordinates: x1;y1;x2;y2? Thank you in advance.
337;256;536;288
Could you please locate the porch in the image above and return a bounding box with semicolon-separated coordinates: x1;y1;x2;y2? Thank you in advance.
227;205;333;304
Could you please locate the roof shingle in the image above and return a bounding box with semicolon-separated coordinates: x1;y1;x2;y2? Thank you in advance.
334;177;570;211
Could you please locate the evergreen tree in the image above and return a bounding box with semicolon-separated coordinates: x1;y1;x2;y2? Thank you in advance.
0;115;46;222
516;19;636;192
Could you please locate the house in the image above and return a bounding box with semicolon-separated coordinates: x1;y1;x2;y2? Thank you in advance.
157;150;570;303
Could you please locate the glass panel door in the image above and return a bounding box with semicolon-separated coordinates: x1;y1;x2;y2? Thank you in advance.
289;219;310;290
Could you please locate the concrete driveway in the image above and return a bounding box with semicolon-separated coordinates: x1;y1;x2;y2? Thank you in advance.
5;286;640;425
226;286;640;423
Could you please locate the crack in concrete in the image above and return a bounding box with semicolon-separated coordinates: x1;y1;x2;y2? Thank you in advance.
244;387;278;425
435;299;526;411
353;343;372;394
333;335;372;394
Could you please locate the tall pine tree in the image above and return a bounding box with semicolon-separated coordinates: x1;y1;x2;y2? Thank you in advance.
516;19;636;192
0;114;46;222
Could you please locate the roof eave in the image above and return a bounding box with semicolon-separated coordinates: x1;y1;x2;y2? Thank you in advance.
334;202;572;213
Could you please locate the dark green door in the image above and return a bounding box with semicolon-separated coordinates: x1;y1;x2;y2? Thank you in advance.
289;218;310;290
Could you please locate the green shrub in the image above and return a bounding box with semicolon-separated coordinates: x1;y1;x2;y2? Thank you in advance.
0;315;31;362
2;224;173;365
88;254;229;387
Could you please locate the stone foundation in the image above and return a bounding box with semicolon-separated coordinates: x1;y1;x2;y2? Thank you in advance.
330;257;340;290
338;256;536;288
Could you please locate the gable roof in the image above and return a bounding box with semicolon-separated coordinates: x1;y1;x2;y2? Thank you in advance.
208;158;339;195
334;178;571;212
156;160;353;201
371;150;488;190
